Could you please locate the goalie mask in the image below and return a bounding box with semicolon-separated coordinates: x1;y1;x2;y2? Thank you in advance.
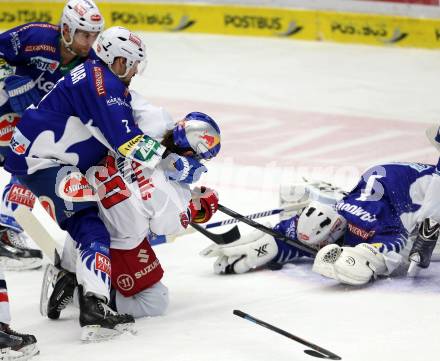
297;201;347;248
173;112;221;160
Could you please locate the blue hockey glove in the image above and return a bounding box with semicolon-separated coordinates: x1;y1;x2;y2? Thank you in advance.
4;75;40;116
165;153;207;184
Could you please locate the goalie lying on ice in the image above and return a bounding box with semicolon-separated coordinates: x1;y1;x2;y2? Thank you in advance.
202;162;440;286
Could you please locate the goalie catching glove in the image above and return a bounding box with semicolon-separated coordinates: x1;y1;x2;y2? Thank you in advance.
312;243;403;286
200;228;278;274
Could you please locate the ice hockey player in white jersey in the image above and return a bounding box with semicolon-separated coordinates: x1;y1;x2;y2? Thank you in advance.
203;162;438;286
42;98;221;323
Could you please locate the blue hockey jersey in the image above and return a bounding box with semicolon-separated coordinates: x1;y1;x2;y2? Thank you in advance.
0;91;20;162
0;22;96;162
4;59;144;175
270;162;435;265
0;22;95;97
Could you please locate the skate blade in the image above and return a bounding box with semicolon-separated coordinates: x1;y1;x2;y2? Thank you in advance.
40;264;59;317
0;257;42;271
407;261;422;277
0;345;39;361
11;344;40;361
80;323;136;342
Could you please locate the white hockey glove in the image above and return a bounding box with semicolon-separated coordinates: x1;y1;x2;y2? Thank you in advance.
200;228;278;274
312;244;343;280
313;243;392;286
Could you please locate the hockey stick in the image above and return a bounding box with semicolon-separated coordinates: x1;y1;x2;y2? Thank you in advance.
204;203;307;229
233;310;341;360
218;204;317;256
171;203;308;244
13;205;61;264
190;223;241;244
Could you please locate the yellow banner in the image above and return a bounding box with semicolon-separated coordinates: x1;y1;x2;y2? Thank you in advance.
319;11;440;49
0;2;63;26
0;2;439;49
99;3;316;40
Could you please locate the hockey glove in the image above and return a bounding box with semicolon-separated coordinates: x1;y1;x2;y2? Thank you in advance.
164;153;207;184
189;186;219;223
4;75;40;116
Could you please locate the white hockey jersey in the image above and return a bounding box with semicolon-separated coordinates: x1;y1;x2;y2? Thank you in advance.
88;92;191;250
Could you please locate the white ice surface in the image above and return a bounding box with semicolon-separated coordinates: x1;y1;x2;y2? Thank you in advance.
3;33;440;361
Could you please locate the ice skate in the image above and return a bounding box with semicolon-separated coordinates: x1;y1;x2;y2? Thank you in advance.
0;323;38;361
40;264;76;319
408;218;440;276
78;286;135;342
0;227;42;271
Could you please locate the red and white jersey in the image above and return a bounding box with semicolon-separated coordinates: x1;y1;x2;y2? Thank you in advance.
88;93;191;250
89;155;192;250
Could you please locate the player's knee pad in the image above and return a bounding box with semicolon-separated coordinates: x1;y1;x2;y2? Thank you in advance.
333;243;386;286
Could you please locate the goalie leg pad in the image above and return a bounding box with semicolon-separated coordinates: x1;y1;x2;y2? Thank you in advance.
205;228;278;274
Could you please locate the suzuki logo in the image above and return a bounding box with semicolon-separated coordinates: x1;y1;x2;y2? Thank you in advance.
137;249;150;263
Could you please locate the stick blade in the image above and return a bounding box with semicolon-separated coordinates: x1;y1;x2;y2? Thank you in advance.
304;349;341;360
191;223;241;244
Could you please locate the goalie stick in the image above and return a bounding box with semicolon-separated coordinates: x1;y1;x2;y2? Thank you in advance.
218;204;317;256
173;203;308;244
204;203;308;229
12;205;64;317
233;310;341;360
12;205;60;263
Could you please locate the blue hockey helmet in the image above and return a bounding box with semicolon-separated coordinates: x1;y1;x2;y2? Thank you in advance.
173;112;221;160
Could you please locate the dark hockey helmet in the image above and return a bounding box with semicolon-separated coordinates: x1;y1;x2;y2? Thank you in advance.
173;112;221;160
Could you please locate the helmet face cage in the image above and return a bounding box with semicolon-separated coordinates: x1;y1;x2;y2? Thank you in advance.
95;27;146;78
297;201;346;247
173;112;221;160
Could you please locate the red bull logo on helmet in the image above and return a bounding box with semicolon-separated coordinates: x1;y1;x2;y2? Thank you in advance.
199;130;219;148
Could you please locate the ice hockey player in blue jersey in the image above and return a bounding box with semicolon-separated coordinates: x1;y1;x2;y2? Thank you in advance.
4;25;208;342
0;0;104;273
0;0;103;357
406;125;440;275
203;162;437;286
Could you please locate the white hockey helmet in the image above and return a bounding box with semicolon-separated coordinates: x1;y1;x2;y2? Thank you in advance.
95;26;146;78
297;201;347;247
61;0;104;46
